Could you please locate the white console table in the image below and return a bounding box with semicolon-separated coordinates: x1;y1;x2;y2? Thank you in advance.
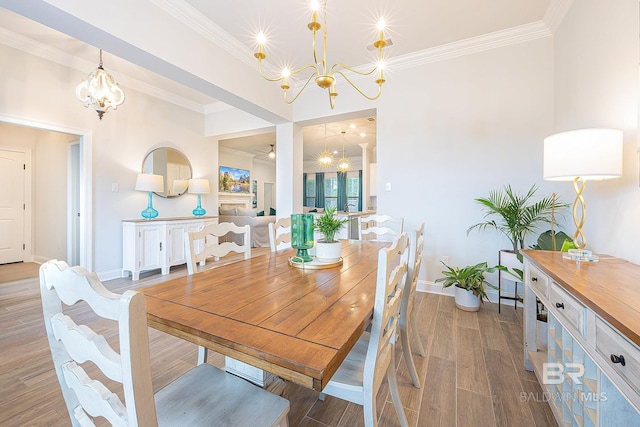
122;216;217;280
522;250;640;426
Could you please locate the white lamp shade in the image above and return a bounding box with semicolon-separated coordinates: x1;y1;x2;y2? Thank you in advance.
543;128;623;181
188;178;210;194
135;173;164;192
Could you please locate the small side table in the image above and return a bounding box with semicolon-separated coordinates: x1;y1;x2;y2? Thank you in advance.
498;250;522;313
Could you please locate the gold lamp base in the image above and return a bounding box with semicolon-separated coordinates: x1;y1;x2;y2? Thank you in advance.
566;177;599;262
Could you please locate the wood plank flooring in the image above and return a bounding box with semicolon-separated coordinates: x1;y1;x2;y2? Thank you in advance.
0;257;556;426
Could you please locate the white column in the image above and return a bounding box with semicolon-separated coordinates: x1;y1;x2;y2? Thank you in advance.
275;123;303;217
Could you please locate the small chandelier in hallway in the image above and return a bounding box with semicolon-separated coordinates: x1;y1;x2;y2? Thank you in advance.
75;49;125;120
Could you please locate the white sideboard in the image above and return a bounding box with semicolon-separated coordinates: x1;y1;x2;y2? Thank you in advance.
122;217;217;280
522;250;640;426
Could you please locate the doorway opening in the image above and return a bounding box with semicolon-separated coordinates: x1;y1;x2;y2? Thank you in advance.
0;114;93;270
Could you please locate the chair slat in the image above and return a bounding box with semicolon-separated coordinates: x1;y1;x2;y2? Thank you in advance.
62;362;127;427
51;313;122;382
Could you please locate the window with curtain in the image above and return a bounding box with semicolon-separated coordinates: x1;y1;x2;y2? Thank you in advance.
305;174;316;207
324;173;338;209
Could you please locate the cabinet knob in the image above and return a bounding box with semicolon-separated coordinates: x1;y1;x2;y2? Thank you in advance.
555;302;565;309
610;354;626;366
531;276;538;282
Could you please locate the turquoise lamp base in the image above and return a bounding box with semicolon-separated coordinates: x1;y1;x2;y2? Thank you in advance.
193;207;206;217
141;192;159;219
193;194;206;217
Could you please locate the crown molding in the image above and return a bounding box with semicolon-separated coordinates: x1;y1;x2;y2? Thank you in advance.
151;0;255;69
0;26;206;114
543;0;575;33
386;21;552;73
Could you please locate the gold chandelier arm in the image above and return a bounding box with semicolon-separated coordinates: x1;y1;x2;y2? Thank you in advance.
330;62;378;77
283;72;318;104
257;61;287;82
333;70;383;100
288;63;321;78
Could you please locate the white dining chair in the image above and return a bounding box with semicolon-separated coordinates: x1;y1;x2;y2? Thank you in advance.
40;260;290;427
185;221;251;365
269;217;292;252
319;233;410;427
399;222;427;388
358;214;404;242
185;221;251;275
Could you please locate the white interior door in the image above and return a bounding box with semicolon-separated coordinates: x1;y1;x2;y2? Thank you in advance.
68;142;80;266
0;149;25;264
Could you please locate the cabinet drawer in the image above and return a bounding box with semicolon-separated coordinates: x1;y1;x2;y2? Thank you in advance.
549;282;584;338
595;318;640;396
527;264;548;299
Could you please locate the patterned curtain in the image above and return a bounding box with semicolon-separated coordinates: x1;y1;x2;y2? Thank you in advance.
315;172;325;208
337;172;347;210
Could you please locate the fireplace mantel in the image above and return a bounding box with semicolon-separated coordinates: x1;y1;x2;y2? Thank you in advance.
218;192;253;209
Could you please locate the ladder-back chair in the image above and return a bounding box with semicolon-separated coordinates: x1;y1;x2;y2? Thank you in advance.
185;221;251;275
358;214;404;242
400;222;427;388
40;260;289;427
268;217;291;252
319;233;410;427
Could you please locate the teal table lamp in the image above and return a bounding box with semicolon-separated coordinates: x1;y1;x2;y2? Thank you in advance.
135;173;164;219
188;178;210;217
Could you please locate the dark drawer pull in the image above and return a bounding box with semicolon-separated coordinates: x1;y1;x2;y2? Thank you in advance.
555;302;565;309
611;354;626;366
531;277;538;282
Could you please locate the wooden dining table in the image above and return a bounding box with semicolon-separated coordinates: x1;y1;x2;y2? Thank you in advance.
141;239;388;391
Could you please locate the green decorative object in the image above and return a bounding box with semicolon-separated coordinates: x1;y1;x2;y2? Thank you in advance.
291;214;314;262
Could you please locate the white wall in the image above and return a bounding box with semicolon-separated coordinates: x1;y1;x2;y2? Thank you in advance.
553;0;640;264
380;38;557;284
0;43;218;277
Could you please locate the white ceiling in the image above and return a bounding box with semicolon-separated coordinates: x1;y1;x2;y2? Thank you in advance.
0;0;551;160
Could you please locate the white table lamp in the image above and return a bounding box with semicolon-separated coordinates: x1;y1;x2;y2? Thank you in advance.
188;178;210;217
135;173;164;219
543;128;623;261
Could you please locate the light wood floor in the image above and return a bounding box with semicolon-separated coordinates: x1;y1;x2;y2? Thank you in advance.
0;257;556;426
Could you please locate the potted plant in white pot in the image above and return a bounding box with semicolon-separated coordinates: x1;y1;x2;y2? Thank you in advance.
313;207;349;263
435;262;509;311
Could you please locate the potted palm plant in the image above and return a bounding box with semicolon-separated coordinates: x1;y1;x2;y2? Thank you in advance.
313;207;349;262
467;185;568;274
435;262;508;311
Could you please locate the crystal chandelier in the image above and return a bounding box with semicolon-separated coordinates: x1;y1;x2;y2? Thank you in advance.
337;131;351;172
75;49;125;120
254;0;388;109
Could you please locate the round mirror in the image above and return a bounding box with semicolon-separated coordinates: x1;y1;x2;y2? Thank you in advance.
142;147;192;198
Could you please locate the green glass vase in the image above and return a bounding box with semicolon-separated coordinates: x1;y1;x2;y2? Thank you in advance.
290;213;314;262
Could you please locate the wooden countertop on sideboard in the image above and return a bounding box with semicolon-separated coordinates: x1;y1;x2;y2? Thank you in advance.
521;249;640;348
